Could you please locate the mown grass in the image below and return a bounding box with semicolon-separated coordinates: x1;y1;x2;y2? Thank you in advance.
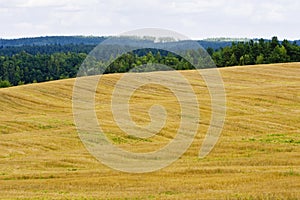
0;63;299;199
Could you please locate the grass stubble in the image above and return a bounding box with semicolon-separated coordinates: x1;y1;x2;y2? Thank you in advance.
0;63;299;199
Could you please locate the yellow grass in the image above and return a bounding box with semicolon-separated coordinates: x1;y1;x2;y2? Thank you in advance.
0;63;299;199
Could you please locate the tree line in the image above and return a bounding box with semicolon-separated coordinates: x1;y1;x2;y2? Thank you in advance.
210;36;300;67
0;49;200;87
1;36;300;88
0;52;86;87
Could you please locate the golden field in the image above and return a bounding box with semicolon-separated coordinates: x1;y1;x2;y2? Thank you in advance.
0;63;299;199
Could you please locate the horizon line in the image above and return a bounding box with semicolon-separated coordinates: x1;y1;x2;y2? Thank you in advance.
1;34;299;41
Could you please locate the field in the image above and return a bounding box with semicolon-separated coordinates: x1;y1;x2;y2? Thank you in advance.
0;63;299;199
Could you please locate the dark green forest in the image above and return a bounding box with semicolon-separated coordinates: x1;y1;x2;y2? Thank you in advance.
1;36;300;88
210;37;300;67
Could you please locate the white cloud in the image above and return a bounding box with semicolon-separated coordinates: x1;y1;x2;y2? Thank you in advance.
17;0;64;8
0;0;300;39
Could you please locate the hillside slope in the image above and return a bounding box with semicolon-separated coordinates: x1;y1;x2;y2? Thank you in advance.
0;63;299;199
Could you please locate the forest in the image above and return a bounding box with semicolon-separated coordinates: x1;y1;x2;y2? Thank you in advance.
1;36;300;88
210;37;300;67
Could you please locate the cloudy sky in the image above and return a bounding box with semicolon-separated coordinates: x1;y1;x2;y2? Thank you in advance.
1;0;299;40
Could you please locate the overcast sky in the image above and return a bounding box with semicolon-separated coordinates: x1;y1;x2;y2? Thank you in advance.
1;0;299;40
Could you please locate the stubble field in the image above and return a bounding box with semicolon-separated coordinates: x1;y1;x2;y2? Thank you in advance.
0;63;299;199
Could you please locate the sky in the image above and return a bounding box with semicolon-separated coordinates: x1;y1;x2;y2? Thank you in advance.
1;0;299;40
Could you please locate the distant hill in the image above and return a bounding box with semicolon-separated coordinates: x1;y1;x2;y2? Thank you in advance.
0;36;106;47
2;36;299;53
0;36;237;57
0;36;236;50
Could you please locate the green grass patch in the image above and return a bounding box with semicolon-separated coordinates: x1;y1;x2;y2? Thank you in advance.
247;133;300;145
107;132;152;144
281;168;300;176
